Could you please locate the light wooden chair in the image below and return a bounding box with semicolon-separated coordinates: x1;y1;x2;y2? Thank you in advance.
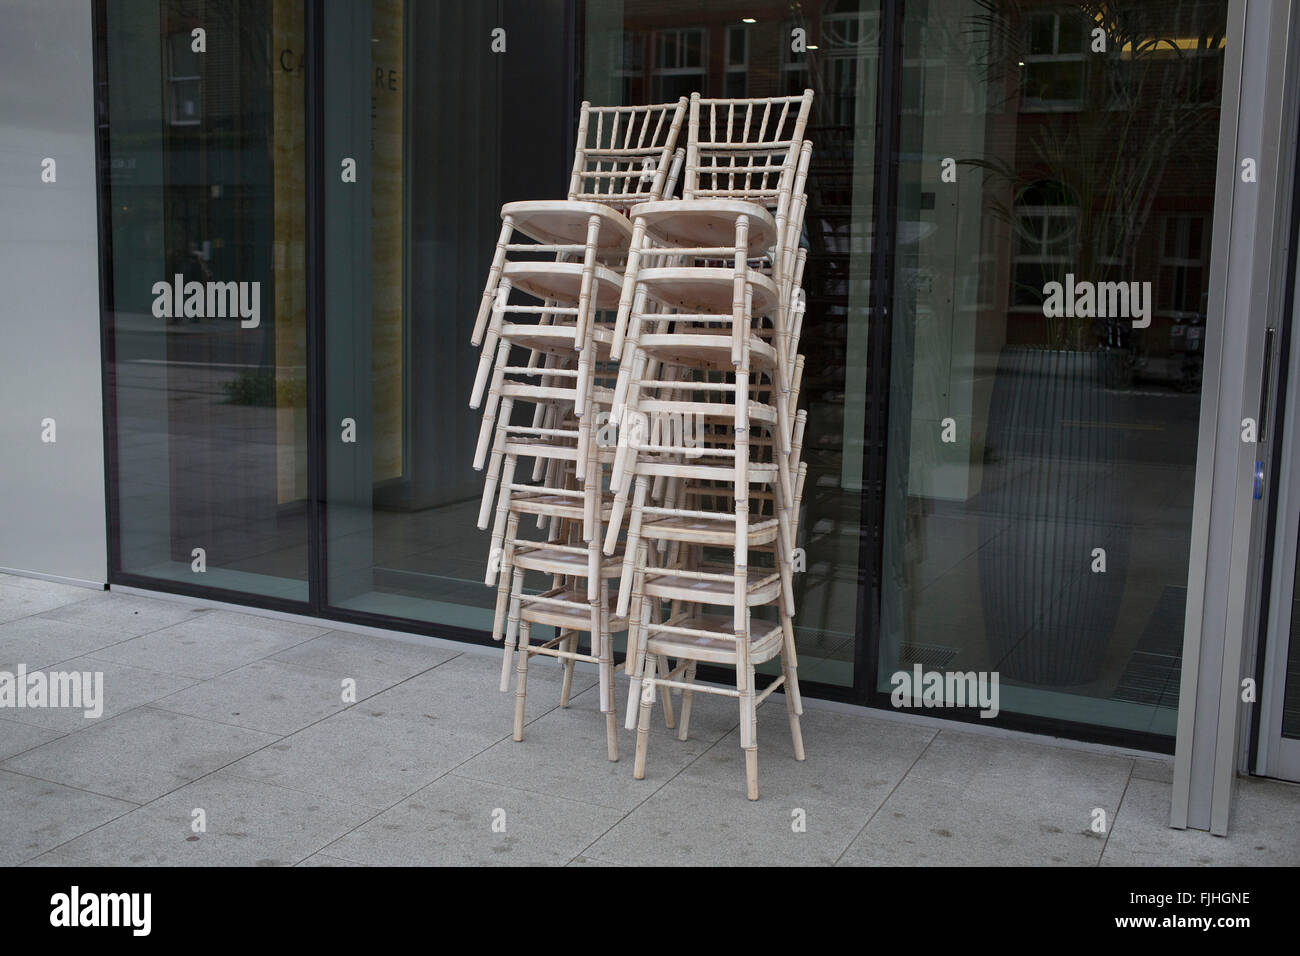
625;444;811;801
470;99;689;351
610;92;814;366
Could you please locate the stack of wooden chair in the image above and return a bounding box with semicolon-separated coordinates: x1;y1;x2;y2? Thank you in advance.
472;90;814;800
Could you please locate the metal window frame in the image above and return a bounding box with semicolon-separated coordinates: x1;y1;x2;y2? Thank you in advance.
1172;0;1300;834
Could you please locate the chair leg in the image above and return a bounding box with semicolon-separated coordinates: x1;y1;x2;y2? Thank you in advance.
500;567;523;693
559;629;577;708
490;514;518;642
513;620;531;741
676;660;698;741
738;646;758;801
625;591;651;730
657;653;676;730
471;216;514;346
599;615;618;763
781;645;805;763
633;658;656;780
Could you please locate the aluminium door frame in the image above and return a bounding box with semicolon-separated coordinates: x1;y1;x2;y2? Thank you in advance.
1252;152;1300;782
1172;0;1300;834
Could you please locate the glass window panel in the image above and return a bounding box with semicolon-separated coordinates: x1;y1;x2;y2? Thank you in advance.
581;0;882;688
102;0;309;602
321;0;573;629
879;0;1228;737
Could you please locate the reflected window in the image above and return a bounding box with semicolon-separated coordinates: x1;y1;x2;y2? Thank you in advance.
1022;9;1087;110
652;27;706;100
165;30;201;126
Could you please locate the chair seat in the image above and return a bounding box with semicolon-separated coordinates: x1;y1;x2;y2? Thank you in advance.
503;261;624;308
635;329;779;369
513;543;625;578
629;199;778;252
498;321;618;358
643;569;782;606
510;490;615;521
643;612;784;666
638;513;780;546
502;200;635;251
634;267;780;316
520;587;628;630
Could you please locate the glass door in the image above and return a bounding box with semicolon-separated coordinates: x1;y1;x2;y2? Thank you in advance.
1255;230;1300;783
320;0;573;633
877;0;1229;738
99;0;311;605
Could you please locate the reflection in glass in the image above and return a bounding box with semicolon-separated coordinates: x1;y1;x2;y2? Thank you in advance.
101;0;309;601
584;0;881;686
322;0;573;628
879;0;1226;734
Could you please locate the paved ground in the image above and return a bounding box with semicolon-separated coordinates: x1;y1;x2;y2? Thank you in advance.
1;572;1297;867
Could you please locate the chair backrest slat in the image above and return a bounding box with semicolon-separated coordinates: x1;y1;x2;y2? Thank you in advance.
568;98;688;207
683;91;812;208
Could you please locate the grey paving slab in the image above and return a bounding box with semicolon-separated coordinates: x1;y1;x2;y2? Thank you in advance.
837;730;1132;866
1131;756;1175;784
271;630;458;683
28;771;375;867
454;685;715;811
1;706;279;803
0;658;195;733
1101;776;1300;866
36;591;200;637
0;616;132;670
0;769;137;865
295;853;368;867
361;651;596;742
151;659;386;735
585;708;936;866
568;680;742;745
224;708;492;809
87;609;328;680
323;772;624;866
0;718;63;761
0;582;93;624
0;575;104;603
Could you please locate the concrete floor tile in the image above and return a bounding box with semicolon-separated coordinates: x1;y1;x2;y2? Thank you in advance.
0;718;63;761
0;769;137;865
0;657;194;732
324;773;623;866
28;771;375;867
36;592;200;636
224;708;491;809
362;652;596;742
837;731;1131;866
270;630;458;682
0;582;93;624
87;611;323;680
0;617;133;671
1101;776;1300;866
585;709;936;866
1;707;278;803
151;659;385;735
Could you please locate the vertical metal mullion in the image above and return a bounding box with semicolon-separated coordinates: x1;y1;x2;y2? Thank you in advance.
91;0;120;587
854;0;904;704
305;0;326;612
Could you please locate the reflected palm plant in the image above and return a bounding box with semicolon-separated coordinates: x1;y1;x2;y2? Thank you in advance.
965;0;1226;350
